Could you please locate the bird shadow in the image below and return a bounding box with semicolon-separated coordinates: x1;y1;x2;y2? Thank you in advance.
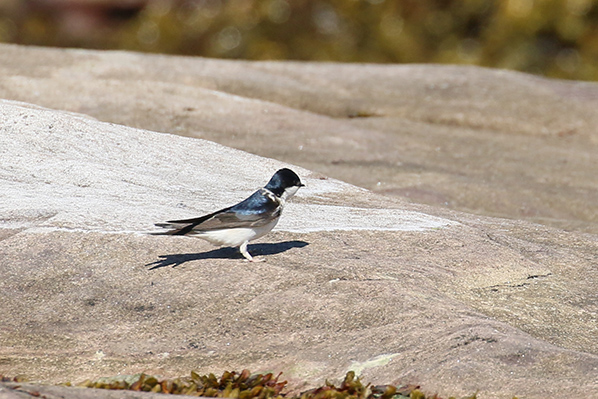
146;240;309;270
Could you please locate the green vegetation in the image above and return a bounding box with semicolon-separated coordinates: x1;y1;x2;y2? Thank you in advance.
1;0;598;81
2;370;483;399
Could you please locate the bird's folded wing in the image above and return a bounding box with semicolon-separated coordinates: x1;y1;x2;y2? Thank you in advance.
189;206;280;230
155;189;282;235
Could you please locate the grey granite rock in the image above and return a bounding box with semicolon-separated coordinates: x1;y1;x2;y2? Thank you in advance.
1;43;597;233
0;46;597;399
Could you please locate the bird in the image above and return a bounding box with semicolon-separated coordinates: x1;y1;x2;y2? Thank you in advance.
153;168;304;262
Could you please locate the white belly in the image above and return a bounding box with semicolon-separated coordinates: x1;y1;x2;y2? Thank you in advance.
191;218;279;247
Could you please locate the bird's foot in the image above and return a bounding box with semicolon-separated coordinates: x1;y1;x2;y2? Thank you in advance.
243;256;266;263
240;241;266;262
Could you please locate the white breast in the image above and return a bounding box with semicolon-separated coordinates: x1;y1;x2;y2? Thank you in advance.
192;218;280;247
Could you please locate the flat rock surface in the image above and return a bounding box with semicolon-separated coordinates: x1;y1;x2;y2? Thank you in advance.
0;45;597;399
1;44;597;234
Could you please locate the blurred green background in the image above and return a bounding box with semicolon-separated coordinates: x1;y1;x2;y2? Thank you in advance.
1;0;598;81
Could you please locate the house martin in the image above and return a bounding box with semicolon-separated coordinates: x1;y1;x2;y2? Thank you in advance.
153;168;304;262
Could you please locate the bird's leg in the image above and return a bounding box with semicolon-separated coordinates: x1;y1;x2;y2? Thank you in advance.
239;241;253;261
239;241;265;262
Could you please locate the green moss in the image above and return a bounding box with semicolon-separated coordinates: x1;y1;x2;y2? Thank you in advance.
55;370;482;399
1;370;512;399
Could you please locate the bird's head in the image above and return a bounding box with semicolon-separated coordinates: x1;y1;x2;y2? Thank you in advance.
265;168;305;200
